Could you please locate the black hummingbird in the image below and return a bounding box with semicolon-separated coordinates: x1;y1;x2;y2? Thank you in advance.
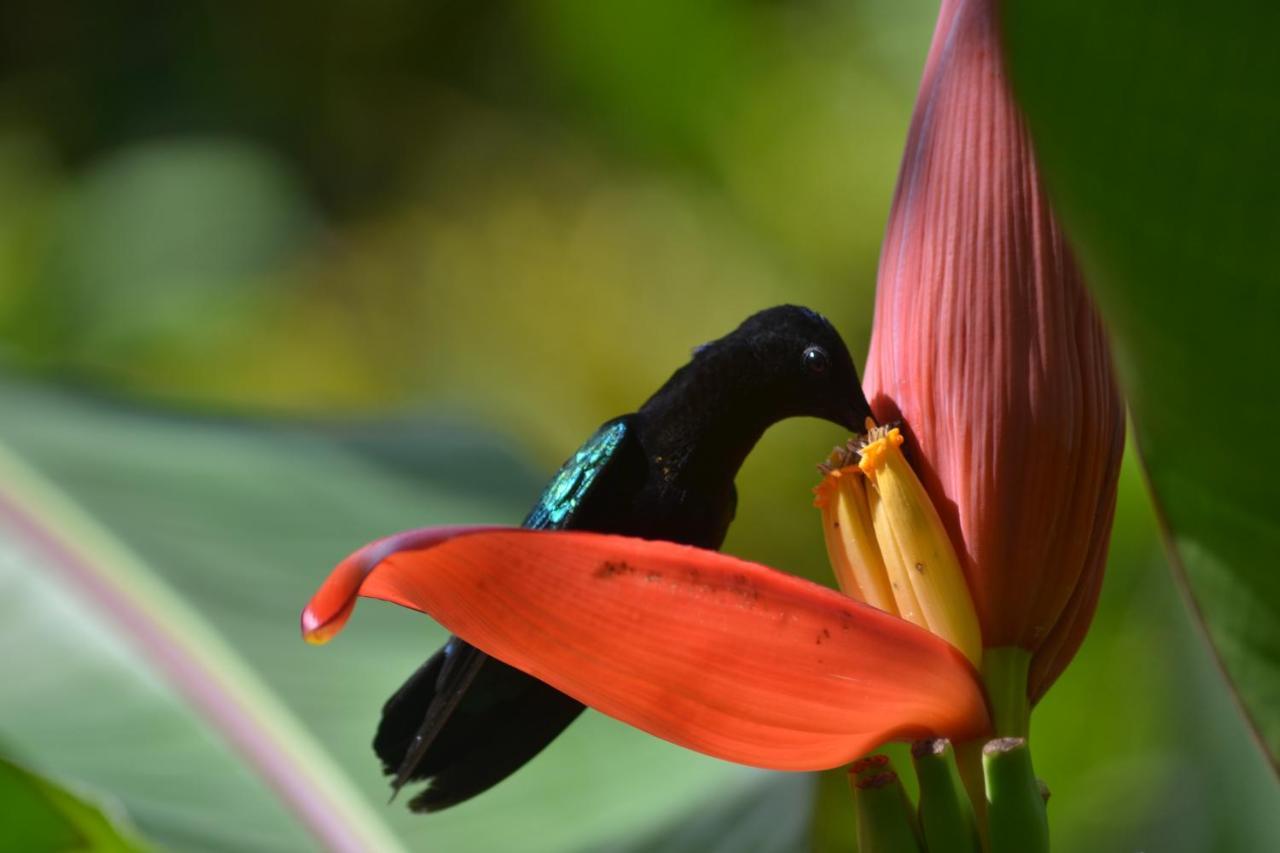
375;305;871;811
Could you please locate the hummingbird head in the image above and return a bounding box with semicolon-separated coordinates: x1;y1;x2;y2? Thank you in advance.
700;305;872;434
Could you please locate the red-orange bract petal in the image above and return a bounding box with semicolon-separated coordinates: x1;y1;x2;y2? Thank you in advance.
301;525;500;644
309;529;989;770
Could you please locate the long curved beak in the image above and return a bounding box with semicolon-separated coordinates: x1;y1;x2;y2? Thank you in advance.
833;389;873;433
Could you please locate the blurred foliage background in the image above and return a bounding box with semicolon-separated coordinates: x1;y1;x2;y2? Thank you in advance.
0;1;1275;850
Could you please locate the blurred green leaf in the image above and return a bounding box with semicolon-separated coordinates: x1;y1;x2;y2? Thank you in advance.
0;756;143;852
533;0;747;161
609;772;814;853
0;391;405;852
45;140;315;373
0;379;805;851
1002;1;1280;767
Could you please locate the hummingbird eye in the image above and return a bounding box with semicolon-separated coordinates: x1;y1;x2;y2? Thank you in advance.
803;345;829;374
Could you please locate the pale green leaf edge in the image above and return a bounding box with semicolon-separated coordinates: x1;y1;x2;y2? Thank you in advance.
0;438;406;853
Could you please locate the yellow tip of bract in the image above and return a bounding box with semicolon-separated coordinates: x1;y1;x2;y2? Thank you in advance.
816;425;983;666
857;427;905;476
301;607;340;645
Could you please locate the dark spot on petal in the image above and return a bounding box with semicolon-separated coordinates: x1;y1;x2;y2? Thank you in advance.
595;560;634;578
914;562;925;574
724;572;760;603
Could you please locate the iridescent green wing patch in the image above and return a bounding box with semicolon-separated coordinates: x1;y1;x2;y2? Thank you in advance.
522;419;629;531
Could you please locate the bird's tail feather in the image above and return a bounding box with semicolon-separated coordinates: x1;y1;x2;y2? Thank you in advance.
375;637;587;812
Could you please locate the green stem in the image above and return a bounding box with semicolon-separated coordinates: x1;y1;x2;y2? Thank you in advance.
953;738;987;833
911;739;980;853
850;767;922;853
851;754;892;785
981;647;1032;738
983;738;1049;853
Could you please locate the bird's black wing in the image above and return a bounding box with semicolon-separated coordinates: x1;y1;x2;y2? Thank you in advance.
374;418;638;811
